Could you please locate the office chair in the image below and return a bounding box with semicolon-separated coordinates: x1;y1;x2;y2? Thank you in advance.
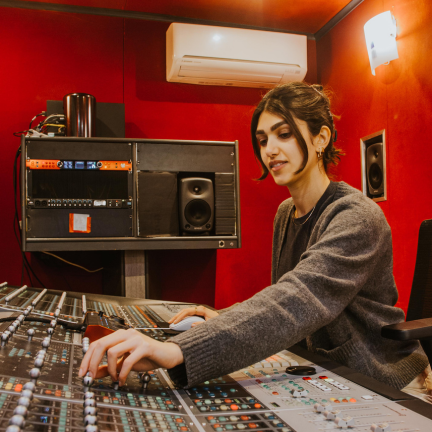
382;219;432;365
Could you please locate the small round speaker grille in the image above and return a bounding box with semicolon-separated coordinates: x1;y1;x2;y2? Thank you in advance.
185;200;211;227
369;163;383;189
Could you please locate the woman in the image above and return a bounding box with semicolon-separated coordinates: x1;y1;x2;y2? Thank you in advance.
79;82;429;396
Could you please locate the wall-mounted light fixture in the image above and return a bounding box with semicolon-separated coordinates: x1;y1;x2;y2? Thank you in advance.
364;11;398;76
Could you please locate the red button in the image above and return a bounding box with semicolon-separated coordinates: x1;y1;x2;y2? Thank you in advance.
230;404;239;410
207;417;215;420
175;418;183;423
241;416;249;421
14;384;23;392
254;403;261;409
319;376;328;379
181;428;188;431
225;399;232;403
302;377;311;380
248;424;257;429
272;392;279;395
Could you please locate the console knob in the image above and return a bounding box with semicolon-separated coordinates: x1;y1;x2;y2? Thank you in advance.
21;389;33;400
17;315;25;323
29;368;41;381
50;320;56;328
41;338;50;348
57;161;64;168
371;424;392;432
47;328;54;335
34;358;44;368
335;416;355;428
83;375;94;387
84;415;98;425
82;337;90;344
314;402;331;412
8;325;15;334
1;333;9;346
54;309;60;317
112;381;119;391
84;392;95;399
23;382;36;392
27;329;35;341
6;425;21;432
85;425;98;432
84;406;97;416
84;399;96;408
96;161;103;168
8;415;25;428
13;405;28;417
142;372;151;390
17;397;31;408
324;410;340;420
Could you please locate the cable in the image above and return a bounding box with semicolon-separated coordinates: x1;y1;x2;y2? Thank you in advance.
42;252;104;273
29;112;46;130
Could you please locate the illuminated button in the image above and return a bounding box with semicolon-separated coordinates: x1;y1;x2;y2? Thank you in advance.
225;399;232;403
14;384;22;392
272;392;279;395
248;424;257;428
229;416;238;422
302;377;311;380
220;405;228;411
230;404;239;410
237;425;246;430
241;416;249;421
319;376;328;380
349;398;357;403
254;403;262;409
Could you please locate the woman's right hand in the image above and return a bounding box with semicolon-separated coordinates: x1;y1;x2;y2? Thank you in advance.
168;305;219;327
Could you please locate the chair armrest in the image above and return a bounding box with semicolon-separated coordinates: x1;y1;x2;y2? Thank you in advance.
381;317;432;341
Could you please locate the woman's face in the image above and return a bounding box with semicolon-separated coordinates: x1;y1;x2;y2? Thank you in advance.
256;111;319;187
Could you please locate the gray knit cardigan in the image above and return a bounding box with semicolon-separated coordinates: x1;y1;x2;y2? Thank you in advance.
169;182;428;389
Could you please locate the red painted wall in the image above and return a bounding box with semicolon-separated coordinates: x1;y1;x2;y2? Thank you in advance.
317;0;432;313
0;6;317;306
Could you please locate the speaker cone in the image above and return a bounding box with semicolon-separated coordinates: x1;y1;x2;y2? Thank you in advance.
369;163;383;189
184;200;211;227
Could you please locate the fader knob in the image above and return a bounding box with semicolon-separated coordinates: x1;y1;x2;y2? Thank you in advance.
84;406;97;416
13;405;28;417
8;325;15;334
85;425;98;432
47;328;54;335
34;357;44;368
324;410;340;420
17;397;31;408
50;320;56;328
84;392;95;399
84;415;98;425
41;338;50;348
142;372;151;390
9;415;26;428
54;309;60;317
84;399;96;408
371;424;392;432
6;425;21;432
23;382;36;392
112;381;119;391
29;368;41;381
17;315;25;323
21;389;33;400
27;329;35;341
1;333;9;346
314;402;331;413
83;375;94;387
335;416;355;429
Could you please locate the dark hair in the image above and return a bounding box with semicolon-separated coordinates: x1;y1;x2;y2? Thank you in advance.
251;82;344;180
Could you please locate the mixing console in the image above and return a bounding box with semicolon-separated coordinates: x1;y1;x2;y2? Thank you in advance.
0;283;431;432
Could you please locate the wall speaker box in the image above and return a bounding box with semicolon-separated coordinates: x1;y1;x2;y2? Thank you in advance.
215;173;236;235
179;178;214;235
138;172;179;237
366;142;385;197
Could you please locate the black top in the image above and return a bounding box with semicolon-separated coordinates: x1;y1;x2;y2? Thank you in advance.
276;181;338;281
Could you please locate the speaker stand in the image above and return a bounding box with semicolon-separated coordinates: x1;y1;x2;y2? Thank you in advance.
124;250;147;299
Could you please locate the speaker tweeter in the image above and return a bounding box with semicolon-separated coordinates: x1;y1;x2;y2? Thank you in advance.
179;178;214;235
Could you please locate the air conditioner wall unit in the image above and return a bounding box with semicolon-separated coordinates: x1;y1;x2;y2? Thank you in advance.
166;23;308;89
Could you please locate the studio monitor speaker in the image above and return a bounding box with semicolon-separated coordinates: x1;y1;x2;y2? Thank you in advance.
366;143;385;197
179;178;214;235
